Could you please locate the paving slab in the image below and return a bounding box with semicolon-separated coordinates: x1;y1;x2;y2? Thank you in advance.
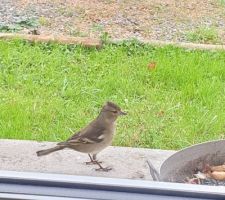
0;139;175;181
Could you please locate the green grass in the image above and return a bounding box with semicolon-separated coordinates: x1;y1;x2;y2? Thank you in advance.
0;40;225;150
39;16;51;27
218;0;225;6
0;18;39;33
186;27;220;44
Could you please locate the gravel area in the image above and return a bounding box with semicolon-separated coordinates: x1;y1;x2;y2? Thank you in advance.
0;0;225;43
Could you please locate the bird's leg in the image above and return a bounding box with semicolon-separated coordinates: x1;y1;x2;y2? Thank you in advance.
92;154;97;161
95;160;112;172
85;154;95;165
93;154;112;172
92;154;102;163
85;154;102;165
85;154;111;171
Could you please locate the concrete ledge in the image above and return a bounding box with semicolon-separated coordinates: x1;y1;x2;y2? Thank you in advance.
0;139;175;181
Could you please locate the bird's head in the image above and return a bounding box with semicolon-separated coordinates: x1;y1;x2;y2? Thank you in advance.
100;101;127;121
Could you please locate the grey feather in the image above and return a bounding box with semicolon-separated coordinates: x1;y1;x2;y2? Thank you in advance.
59;121;106;147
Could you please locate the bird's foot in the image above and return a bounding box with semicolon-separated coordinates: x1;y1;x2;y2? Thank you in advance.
95;166;112;172
85;160;102;165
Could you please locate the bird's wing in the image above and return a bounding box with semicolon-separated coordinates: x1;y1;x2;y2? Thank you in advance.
59;123;106;146
57;131;82;146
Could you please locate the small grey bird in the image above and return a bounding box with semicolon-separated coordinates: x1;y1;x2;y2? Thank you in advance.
36;101;126;171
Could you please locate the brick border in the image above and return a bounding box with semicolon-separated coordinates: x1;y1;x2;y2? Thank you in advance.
1;33;225;51
0;33;102;48
112;38;225;51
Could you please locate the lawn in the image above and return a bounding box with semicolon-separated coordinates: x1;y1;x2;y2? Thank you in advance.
0;39;225;150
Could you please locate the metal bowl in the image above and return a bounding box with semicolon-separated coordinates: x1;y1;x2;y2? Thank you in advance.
160;140;225;182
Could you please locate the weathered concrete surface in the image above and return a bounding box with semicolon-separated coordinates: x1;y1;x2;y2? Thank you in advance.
0;139;175;181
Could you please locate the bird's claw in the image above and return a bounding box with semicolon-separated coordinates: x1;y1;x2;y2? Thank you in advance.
85;160;102;165
95;167;112;172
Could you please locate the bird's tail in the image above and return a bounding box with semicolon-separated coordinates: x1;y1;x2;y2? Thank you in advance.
36;146;65;157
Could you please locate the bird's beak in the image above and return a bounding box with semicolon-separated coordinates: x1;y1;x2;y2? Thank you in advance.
119;110;127;115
